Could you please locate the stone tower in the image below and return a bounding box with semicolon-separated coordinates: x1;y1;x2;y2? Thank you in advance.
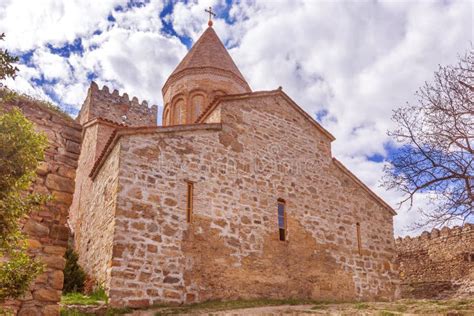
69;83;157;248
162;25;251;126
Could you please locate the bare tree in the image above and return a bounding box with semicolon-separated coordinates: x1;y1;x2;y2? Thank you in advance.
383;49;473;227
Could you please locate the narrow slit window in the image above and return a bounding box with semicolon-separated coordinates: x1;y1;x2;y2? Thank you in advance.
186;181;193;223
356;222;362;255
278;199;286;241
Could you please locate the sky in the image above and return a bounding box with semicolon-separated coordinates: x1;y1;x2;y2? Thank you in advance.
1;0;472;236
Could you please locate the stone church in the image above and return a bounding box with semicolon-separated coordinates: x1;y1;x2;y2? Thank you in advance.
69;23;399;307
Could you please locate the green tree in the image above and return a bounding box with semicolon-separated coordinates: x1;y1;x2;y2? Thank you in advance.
0;33;19;85
0;33;46;301
0;108;47;300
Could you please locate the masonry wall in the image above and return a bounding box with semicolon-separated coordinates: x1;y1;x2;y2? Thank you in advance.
95;93;398;307
0;98;81;315
76;143;120;289
78;82;157;126
70;82;158;283
396;224;474;299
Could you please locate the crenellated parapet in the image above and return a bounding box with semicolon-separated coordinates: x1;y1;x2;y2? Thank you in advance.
395;224;474;250
77;81;158;127
395;223;474;299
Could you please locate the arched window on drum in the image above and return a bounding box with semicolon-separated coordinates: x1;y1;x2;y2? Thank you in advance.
191;94;205;122
163;107;170;125
173;98;186;124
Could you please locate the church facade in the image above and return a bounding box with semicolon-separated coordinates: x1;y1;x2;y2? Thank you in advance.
69;25;399;307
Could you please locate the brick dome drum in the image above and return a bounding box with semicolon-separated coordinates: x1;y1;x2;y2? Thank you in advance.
162;26;251;126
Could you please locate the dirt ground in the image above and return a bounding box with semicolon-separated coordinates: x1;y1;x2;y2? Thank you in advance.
127;299;474;316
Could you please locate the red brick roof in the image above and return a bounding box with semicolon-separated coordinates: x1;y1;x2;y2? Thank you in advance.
163;26;249;93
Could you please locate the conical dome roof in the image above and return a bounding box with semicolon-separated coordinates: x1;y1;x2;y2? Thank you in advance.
162;26;250;94
161;26;251;126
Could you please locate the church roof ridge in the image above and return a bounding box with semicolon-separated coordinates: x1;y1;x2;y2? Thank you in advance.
195;88;336;142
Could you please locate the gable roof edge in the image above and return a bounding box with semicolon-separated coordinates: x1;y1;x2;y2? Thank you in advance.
196;88;335;141
332;158;397;216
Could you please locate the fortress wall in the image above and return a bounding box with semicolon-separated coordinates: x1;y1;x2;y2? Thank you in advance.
1;95;81;316
395;224;474;298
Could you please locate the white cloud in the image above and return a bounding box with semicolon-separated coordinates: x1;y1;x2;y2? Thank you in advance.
1;0;186;115
82;26;187;107
0;0;126;51
32;49;72;81
1;0;472;235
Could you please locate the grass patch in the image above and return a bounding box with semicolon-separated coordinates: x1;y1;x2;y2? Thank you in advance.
60;309;93;316
393;304;409;312
61;293;102;306
89;286;109;304
354;302;370;309
0;87;73;121
61;287;109;306
378;311;397;316
310;301;331;310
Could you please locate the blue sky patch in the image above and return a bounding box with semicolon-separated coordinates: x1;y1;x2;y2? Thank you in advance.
46;38;84;57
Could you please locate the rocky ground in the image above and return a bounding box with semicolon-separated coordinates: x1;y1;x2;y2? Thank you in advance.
61;299;474;315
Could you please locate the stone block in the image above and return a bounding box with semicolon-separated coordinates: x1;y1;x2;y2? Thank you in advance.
42;304;60;316
24;220;49;237
49;225;69;241
50;271;64;290
18;307;39;316
65;140;81;154
127;299;150;308
45;174;74;193
51;191;73;204
39;255;66;270
33;288;61;302
43;246;65;256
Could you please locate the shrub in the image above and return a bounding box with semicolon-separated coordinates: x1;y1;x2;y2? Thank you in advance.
0;108;47;300
63;246;86;294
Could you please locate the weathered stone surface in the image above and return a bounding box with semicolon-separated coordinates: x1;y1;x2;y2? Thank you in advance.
50;270;64;290
396;224;474;299
24;220;50;237
44;246;65;256
45;174;75;193
52;191;73;204
18;307;39;316
42;304;60;316
40;255;66;270
0;99;80;315
33;288;61;302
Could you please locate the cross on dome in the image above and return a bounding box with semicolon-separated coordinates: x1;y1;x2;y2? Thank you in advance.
205;6;216;27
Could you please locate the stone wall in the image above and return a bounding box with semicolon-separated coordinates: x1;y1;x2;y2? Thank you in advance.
88;91;399;307
70;82;158;280
76;143;120;288
77;82;158;126
0;97;81;315
396;224;474;299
